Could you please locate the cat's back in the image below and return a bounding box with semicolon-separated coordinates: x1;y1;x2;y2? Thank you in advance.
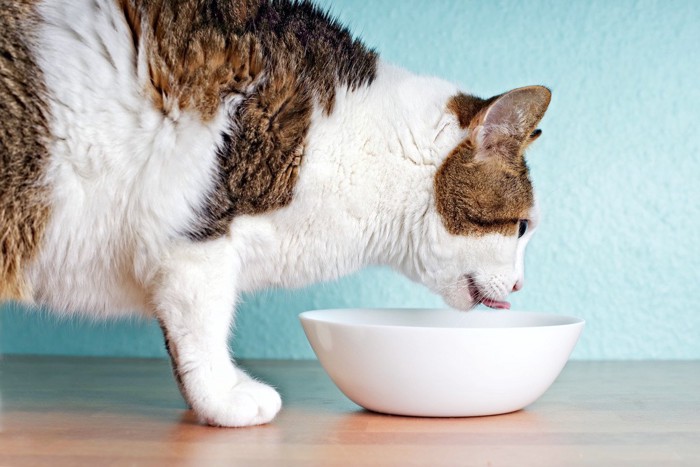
0;1;52;301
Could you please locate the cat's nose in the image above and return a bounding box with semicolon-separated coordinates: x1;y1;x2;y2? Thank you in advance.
512;280;524;292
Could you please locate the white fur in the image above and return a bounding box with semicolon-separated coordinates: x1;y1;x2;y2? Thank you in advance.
26;2;537;427
29;0;228;315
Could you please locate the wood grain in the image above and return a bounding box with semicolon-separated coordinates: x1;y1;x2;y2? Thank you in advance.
0;357;698;466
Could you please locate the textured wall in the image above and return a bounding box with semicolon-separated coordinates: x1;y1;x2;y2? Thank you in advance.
1;0;698;359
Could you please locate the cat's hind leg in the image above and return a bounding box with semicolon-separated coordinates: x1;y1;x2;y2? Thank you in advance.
151;238;281;427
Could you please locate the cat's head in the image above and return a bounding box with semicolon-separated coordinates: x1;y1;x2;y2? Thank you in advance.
417;86;551;310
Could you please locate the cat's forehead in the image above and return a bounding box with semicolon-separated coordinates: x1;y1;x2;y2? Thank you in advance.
433;94;535;237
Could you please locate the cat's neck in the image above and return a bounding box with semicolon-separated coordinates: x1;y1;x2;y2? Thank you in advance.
235;62;466;293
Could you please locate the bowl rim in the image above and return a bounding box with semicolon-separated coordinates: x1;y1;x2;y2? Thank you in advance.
299;308;585;331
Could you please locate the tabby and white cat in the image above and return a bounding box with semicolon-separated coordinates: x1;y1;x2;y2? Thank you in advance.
0;0;550;426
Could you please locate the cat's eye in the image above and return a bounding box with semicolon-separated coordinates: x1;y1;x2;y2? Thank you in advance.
518;219;529;238
530;129;542;139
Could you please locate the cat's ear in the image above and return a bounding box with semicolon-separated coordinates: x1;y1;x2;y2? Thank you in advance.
471;86;551;157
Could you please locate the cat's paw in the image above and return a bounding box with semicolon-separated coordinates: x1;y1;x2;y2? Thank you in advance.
196;380;282;427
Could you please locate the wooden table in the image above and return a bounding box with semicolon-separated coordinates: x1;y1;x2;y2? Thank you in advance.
0;357;698;466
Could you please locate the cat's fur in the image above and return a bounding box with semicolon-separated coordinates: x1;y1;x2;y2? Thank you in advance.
0;0;550;427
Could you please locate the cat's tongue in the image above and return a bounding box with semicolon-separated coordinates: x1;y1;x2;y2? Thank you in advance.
481;298;511;310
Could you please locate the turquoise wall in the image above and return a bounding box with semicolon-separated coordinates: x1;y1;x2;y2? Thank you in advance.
2;0;698;359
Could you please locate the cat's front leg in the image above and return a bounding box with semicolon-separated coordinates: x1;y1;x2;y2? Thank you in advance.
151;238;281;427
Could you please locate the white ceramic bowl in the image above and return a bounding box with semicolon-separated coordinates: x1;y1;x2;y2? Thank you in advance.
300;309;584;417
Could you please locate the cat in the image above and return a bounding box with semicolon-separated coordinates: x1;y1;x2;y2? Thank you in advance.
0;0;550;427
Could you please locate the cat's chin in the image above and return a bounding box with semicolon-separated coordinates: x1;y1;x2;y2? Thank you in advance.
441;292;479;312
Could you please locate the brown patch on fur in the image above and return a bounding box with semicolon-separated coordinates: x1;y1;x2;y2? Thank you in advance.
146;31;264;121
435;138;534;236
0;1;51;301
251;0;378;114
447;93;497;129
173;0;378;240
116;1;377;240
119;0;264;121
436;87;551;236
190;62;312;239
120;0;376;122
